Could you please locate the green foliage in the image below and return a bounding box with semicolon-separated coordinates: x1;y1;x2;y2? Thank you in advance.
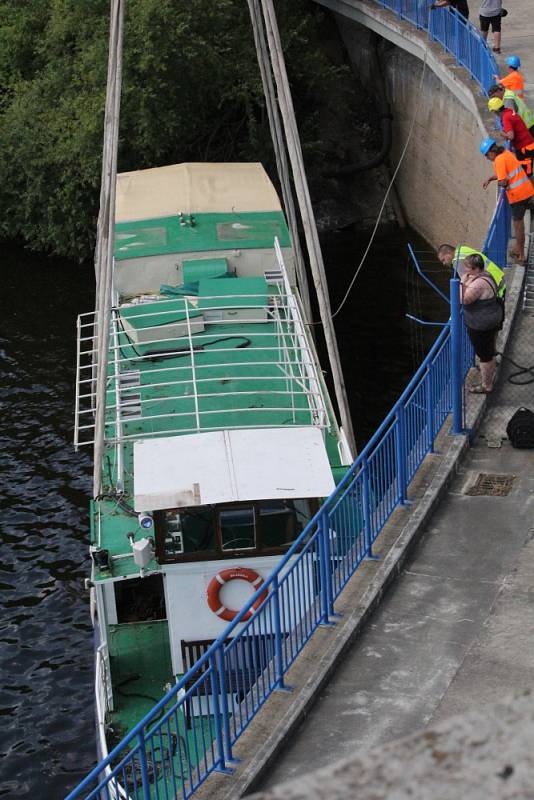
0;0;342;260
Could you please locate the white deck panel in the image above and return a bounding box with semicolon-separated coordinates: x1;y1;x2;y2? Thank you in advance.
229;427;335;501
133;427;335;511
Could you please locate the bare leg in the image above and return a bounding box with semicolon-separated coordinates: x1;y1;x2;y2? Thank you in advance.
480;359;496;391
493;31;501;50
481;29;488;41
513;218;526;261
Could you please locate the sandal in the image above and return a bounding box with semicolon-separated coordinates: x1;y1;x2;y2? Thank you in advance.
469;384;493;394
493;47;501;54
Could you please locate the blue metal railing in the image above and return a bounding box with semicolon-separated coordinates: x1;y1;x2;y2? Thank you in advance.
375;0;497;93
67;278;475;800
483;188;512;269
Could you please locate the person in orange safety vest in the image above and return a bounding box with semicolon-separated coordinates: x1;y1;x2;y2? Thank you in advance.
494;55;525;99
480;137;534;266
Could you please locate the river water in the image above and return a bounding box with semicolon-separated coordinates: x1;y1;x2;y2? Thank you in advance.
0;228;449;797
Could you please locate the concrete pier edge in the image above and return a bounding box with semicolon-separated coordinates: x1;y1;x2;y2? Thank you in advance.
197;262;525;800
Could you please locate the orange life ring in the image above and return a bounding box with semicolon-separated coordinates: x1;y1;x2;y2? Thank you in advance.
207;567;268;622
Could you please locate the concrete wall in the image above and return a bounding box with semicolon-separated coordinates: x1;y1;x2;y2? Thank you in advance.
316;0;498;251
382;42;494;249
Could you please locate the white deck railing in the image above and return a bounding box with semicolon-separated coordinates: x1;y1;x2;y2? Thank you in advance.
74;250;329;452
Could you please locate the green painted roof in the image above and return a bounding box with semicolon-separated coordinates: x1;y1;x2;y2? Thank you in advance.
114;211;290;261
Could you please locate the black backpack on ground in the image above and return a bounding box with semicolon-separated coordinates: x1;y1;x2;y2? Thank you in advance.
506;408;534;448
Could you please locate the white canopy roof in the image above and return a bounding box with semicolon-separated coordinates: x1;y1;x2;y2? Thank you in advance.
133;427;335;511
116;162;282;223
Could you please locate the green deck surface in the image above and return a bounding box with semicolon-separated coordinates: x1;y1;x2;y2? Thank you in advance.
114;211;291;260
108;620;174;736
108;620;220;796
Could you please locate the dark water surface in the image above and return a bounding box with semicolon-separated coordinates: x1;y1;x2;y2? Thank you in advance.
321;225;449;447
1;245;95;798
0;228;449;797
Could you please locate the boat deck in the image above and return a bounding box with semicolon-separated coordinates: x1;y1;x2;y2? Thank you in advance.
108;620;174;737
78;274;349;575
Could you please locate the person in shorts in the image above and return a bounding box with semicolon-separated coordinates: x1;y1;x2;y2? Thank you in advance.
461;254;503;394
431;0;469;20
479;0;502;53
481;138;534;265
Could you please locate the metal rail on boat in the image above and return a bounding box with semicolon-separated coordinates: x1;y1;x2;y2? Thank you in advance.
74;247;329;452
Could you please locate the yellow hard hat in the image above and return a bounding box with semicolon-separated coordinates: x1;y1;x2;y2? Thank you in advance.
488;97;504;112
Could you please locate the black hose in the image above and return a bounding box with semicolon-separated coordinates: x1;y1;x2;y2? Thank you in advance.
145;335;252;361
498;352;534;385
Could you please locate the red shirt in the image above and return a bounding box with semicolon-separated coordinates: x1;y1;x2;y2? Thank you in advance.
501;108;534;150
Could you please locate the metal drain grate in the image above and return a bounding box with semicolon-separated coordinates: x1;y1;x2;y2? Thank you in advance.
466;473;515;496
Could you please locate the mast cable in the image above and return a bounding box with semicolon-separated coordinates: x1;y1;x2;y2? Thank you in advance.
323;51;429;322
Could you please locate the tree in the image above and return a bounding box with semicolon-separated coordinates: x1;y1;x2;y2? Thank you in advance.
0;0;342;260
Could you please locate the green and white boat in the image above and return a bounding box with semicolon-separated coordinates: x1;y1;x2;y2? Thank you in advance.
74;161;352;771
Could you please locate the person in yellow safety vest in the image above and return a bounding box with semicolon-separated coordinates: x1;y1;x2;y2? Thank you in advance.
487;84;534;135
437;244;506;296
481;138;534;265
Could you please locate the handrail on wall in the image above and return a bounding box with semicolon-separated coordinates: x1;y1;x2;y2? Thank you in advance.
375;0;498;94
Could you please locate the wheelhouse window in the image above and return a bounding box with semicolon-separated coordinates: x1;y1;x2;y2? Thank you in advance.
159;507;217;558
220;507;256;551
155;498;315;563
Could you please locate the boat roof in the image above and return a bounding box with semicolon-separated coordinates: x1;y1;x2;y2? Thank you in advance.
116;162;283;222
133;427;336;511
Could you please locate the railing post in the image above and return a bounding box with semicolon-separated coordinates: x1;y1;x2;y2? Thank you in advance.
362;459;377;559
395;406;408;505
215;648;237;764
426;362;435;453
209;652;233;774
137;730;152;800
450;277;463;434
272;574;287;690
318;510;335;623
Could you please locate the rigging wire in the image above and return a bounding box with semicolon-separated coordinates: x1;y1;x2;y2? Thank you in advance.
308;50;429;326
